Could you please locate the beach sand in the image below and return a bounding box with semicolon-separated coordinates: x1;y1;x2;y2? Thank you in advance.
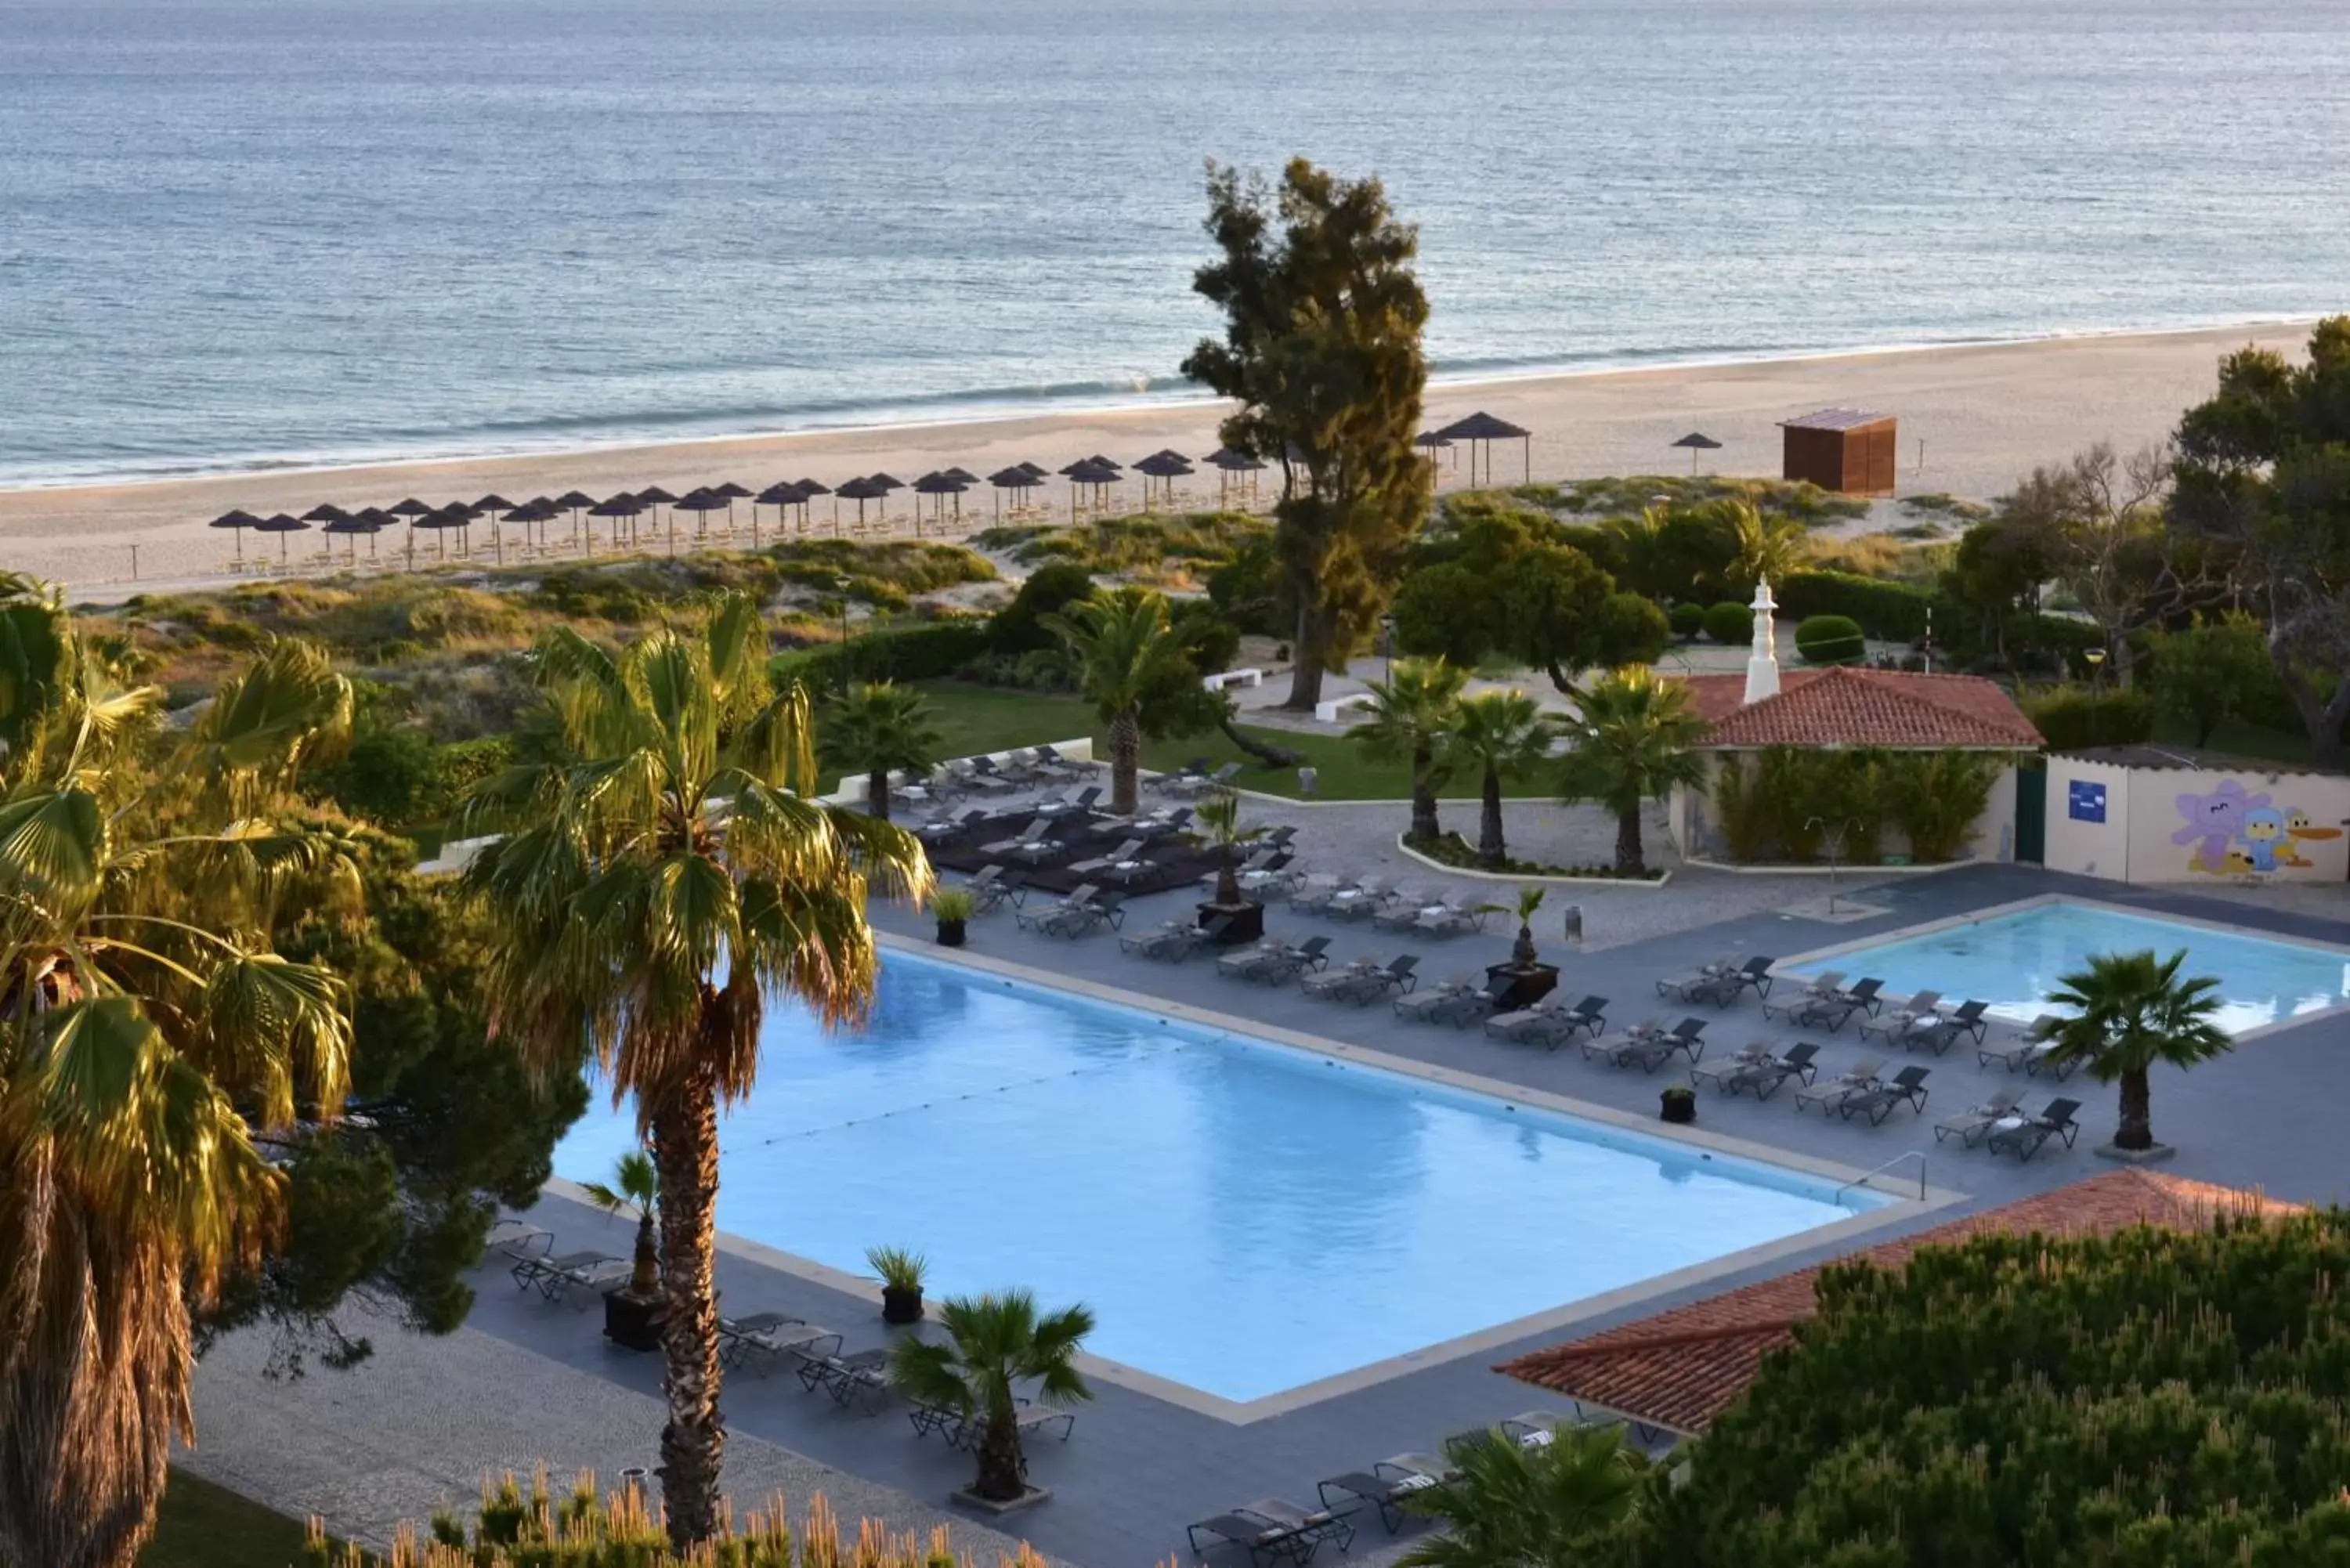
5;320;2315;596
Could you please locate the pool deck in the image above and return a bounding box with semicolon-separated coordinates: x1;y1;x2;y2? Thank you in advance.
188;848;2350;1567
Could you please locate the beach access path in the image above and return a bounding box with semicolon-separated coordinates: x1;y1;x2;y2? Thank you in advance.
9;321;2316;592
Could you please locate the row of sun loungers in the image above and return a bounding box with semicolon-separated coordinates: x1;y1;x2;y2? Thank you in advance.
1300;953;1420;1004
1014;883;1125;937
1282;876;1490;938
1654;953;1776;1006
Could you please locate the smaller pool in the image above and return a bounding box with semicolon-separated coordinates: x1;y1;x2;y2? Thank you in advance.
1788;900;2350;1036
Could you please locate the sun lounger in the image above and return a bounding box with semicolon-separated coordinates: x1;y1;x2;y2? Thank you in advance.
1371;891;1435;932
917;807;989;843
488;1219;552;1264
1758;970;1843;1021
1904;999;1990;1055
1836;1064;1930;1124
1410;897;1492;938
1433;974;1515;1027
1662;956;1774;1006
1688;1041;1775;1091
1031;786;1101;821
1485;993;1571;1042
1978;1014;2075;1077
1307;954;1419;1003
980;818;1055;858
719;1312;843;1375
1793;1054;1887;1115
1394;974;1476;1021
1701;1039;1820;1099
1314;1469;1434;1534
1188;1498;1352;1567
1585;1016;1706;1071
1123;913;1231;960
514;1250;630;1307
1656;954;1737;1001
1166;761;1243;797
1858;990;1944;1046
1289;874;1351;916
1986;1097;2083;1161
1070;837;1146;878
1325;876;1394;921
909;1397;1075;1451
967;865;1027;914
1253;934;1332;985
795;1346;892;1411
1772;975;1883;1031
1933;1086;2026;1146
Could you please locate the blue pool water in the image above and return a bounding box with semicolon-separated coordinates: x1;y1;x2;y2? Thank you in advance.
555;953;1882;1403
1790;901;2350;1038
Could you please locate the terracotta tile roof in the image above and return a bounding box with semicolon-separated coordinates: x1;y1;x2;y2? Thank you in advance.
1497;1171;2294;1436
1677;667;2044;750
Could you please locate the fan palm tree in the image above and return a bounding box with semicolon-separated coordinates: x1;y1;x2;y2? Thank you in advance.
1441;689;1557;868
1400;1423;1647;1568
458;591;931;1552
0;580;358;1568
888;1290;1095;1504
1349;657;1468;843
1555;667;1708;876
820;681;940;822
1720;495;1808;590
2044;948;2232;1152
580;1149;660;1297
1193;789;1266;906
1042;587;1188;815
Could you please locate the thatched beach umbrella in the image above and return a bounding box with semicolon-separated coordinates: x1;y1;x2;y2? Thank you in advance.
986;465;1039;521
1205;446;1265;508
832;475;884;533
210;508;262;560
1670;432;1724;475
912;471;967;534
254;512;310;565
712;480;752;531
301;503;349;526
672;488;727;550
634;485;677;544
321;511;379;565
474;493;515;516
1434;411;1532;486
588;492;643;553
1133;451;1194;509
1062;457;1121;514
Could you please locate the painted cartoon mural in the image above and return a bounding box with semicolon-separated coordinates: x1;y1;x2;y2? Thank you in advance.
2173;779;2343;876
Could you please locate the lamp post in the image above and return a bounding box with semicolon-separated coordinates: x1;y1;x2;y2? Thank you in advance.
1380;612;1396;685
1808;815;1865;914
2085;647;2107;748
832;575;854;695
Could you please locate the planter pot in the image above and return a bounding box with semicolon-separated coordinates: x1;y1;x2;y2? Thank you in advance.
935;918;967;948
881;1284;925;1325
1482;962;1558;1013
602;1287;668;1352
1660;1092;1697;1125
1196;898;1264;945
951;1484;1051;1516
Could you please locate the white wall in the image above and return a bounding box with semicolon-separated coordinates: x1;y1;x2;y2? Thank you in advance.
1670;752;2019;867
2041;754;2350;885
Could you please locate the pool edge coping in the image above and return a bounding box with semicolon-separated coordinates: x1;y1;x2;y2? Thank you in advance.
662;930;1956;1425
1773;891;2350;1044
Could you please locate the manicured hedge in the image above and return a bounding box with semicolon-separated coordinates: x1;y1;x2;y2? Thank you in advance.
1793;614;1865;665
768;619;989;692
1704;601;1752;645
1669;602;1706;638
2021;685;2157;750
1777;569;1934;641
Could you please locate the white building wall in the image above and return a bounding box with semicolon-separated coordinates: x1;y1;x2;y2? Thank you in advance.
2044;754;2350;886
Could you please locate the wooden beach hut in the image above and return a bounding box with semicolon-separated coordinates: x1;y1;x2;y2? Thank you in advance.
1779;407;1897;496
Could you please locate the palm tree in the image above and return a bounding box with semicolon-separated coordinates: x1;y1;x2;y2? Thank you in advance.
459;591;931;1552
1400;1423;1647;1568
580;1149;660;1298
1720;495;1807;589
1441;689;1557;869
1042;587;1188;815
0;580;357;1568
1349;657;1468;843
1555;667;1708;876
820;681;940;822
1193;789;1265;907
888;1290;1095;1504
2044;948;2232;1152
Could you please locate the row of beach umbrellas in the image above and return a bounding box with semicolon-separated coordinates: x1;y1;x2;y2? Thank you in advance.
204;413;1732;569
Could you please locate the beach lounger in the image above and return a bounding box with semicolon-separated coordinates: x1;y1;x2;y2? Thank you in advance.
1586;1016;1706;1071
1188;1498;1352;1567
488;1219;552;1265
909;1397;1075;1451
1665;956;1774;1006
515;1250;630;1307
718;1312;843;1375
980;818;1056;860
1031;786;1101;821
1434;974;1515;1027
1689;1041;1776;1093
795;1346;893;1411
1253;934;1332;985
1836;1064;1931;1124
1410;896;1492;938
1655;954;1737;1002
1986;1097;2083;1161
1484;993;1571;1043
960;757;1018;794
1315;1468;1437;1534
916;807;988;844
1792;1054;1887;1115
1370;890;1434;931
967;865;1027;914
1133;806;1195;841
1758;970;1843;1021
1979;1014;2074;1077
1122;913;1231;960
1289;874;1351;916
1069;837;1147;879
1166;761;1243;797
1858;990;1943;1046
1155;758;1211;794
1325;876;1394;921
1776;976;1883;1031
1933;1086;2026;1147
1031;744;1085;779
1904;999;1990;1055
1723;1039;1820;1099
1393;974;1476;1021
1307;954;1418;1003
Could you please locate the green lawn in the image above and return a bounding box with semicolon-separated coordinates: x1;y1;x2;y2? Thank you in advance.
894;681;1415;800
142;1470;317;1568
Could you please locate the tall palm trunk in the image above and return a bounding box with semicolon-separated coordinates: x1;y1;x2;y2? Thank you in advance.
1614;803;1646;876
866;769;890;822
649;1053;725;1552
2116;1067;2155;1150
1108;707;1143;815
974;1407;1028;1501
629;1209;658;1297
1409;742;1441;842
1478;765;1506;868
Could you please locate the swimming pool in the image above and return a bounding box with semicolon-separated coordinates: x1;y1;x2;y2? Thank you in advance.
553;952;1885;1404
1788;900;2350;1037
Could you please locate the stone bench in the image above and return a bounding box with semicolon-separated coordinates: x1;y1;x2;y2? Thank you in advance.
1313;692;1376;724
1202;667;1265;692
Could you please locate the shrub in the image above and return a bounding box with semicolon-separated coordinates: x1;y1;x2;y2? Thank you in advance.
1703;601;1752;645
1709;755;1773;862
1884;750;2004;860
988;564;1095;654
1597;594;1673;667
2020;685;2156;751
772;620;990;693
1777;569;1936;641
1669;602;1706;638
1793;614;1865;665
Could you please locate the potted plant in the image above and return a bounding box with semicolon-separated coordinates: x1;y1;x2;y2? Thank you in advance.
1509;887;1546;969
868;1245;929;1324
932;886;974;948
1661;1085;1697;1125
1191;789;1268;944
582;1149;665;1350
888;1289;1096;1512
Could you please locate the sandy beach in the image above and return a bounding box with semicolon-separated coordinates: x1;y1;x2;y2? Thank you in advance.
5;320;2314;596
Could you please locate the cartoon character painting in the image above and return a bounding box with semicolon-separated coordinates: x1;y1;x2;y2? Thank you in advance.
2173;781;2344;876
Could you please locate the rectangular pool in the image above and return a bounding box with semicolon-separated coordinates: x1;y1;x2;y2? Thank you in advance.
555;952;1884;1404
1788;900;2350;1037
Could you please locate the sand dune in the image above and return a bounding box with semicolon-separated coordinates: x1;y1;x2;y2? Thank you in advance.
5;320;2315;598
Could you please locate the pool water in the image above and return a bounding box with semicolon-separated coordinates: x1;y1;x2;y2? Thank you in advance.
554;953;1883;1404
1789;901;2350;1037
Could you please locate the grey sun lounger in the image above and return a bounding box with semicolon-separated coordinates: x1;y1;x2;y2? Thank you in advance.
1757;970;1842;1019
514;1250;630;1307
1307;954;1419;1003
489;1219;552;1265
1317;1466;1441;1533
1662;956;1774;1006
1858;990;1943;1046
1410;897;1491;938
1694;1039;1820;1099
909;1397;1075;1451
1394;974;1475;1021
1986;1097;2084;1161
718;1312;843;1375
1836;1064;1931;1124
795;1346;893;1411
1656;954;1737;1002
1979;1014;2076;1077
967;865;1027;914
1485;994;1571;1043
1253;934;1332;985
1793;1054;1888;1115
1122;913;1231;959
981;818;1055;858
1188;1498;1353;1566
1772;975;1883;1031
1015;883;1097;932
1585;1016;1707;1071
1933;1085;2026;1146
1904;999;1990;1054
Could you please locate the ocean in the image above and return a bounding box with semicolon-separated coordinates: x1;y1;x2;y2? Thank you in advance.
2;0;2345;486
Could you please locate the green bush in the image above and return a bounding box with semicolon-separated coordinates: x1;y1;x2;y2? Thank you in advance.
988;563;1095;654
1669;602;1706;638
1883;749;2004;860
772;619;990;693
2021;685;2156;751
1703;601;1752;645
1596;594;1673;667
1793;613;1865;665
1777;569;1936;641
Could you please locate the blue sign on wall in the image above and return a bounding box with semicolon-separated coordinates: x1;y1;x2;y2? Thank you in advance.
2069;779;2107;823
